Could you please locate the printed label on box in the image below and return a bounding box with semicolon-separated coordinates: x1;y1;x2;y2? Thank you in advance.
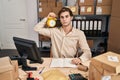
102;76;111;80
87;7;92;12
96;7;102;14
39;8;42;12
71;7;76;12
39;2;41;6
98;0;102;3
107;56;119;62
80;0;85;3
81;6;85;12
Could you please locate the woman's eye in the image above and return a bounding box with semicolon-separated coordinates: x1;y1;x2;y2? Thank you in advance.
60;16;64;19
66;15;68;18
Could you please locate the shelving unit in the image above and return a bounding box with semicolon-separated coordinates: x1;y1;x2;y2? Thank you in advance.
37;0;111;57
72;15;110;56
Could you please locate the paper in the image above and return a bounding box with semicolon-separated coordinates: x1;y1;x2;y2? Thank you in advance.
50;58;77;68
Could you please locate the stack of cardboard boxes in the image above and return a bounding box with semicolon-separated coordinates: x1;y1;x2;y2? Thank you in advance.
39;0;63;41
78;0;112;15
79;0;94;15
96;0;112;15
39;0;113;17
39;0;63;18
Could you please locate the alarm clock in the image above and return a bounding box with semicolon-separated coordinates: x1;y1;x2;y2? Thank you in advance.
46;17;56;28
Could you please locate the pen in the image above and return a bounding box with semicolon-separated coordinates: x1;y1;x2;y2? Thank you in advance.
39;67;45;74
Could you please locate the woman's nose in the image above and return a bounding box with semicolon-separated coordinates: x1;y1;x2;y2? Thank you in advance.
63;17;66;21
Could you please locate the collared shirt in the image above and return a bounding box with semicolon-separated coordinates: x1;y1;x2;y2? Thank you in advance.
34;18;92;62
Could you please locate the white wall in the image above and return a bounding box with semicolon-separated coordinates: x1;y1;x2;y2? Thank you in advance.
0;0;2;49
26;0;39;46
0;0;39;48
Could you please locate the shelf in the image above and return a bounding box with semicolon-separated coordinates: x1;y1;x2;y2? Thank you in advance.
87;37;108;40
74;15;110;17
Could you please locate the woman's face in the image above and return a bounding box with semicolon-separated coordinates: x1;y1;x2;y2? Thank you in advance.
60;11;73;27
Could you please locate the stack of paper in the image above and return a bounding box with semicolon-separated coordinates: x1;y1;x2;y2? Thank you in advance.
50;58;77;68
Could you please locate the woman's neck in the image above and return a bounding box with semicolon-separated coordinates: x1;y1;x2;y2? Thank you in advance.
62;25;72;34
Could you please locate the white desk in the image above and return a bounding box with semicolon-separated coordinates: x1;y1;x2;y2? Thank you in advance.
18;58;89;80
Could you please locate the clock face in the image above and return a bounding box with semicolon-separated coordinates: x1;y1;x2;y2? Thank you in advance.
48;20;56;27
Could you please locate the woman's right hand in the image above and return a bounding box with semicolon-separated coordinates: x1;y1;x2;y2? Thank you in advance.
71;58;82;65
47;12;56;18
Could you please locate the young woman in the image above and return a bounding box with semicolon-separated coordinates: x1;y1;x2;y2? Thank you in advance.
34;7;91;65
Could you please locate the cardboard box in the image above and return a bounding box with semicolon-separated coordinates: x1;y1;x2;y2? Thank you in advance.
96;6;111;15
96;0;112;6
39;6;52;18
89;51;120;80
11;60;19;80
47;2;56;7
0;57;19;80
111;0;120;18
39;0;48;2
79;0;94;6
66;6;79;15
80;6;94;15
108;17;120;53
52;7;62;17
47;0;56;3
56;2;63;7
39;2;48;7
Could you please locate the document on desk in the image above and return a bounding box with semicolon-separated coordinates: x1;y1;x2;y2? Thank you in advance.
50;58;77;68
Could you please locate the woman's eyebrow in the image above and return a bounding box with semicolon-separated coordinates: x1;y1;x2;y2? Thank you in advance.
60;14;69;18
65;15;69;17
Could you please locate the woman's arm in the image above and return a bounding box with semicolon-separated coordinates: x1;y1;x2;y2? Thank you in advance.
34;12;56;37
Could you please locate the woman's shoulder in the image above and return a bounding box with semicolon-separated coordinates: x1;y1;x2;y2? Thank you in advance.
49;27;61;33
73;28;84;33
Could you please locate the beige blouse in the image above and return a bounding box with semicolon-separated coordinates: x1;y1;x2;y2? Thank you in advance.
34;18;92;62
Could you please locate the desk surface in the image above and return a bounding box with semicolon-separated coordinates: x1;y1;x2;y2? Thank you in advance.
18;58;89;80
